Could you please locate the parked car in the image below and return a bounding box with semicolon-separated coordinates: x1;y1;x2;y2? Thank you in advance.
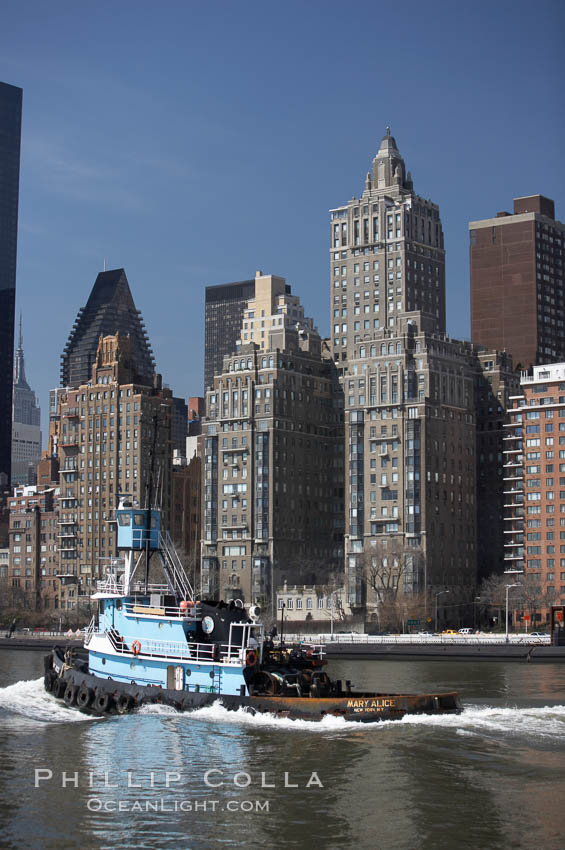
442;629;458;636
528;632;548;637
458;628;474;635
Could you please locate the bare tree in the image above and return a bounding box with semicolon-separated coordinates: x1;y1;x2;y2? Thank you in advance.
478;573;510;628
357;540;426;631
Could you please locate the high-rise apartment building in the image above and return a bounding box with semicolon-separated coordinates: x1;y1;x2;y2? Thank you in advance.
330;128;445;367
330;130;478;621
503;362;565;622
475;352;520;581
171;448;202;564
171;396;188;453
7;484;58;611
49;334;173;603
470;196;565;371
202;272;343;610
11;317;42;486
0;82;23;487
61;268;155;389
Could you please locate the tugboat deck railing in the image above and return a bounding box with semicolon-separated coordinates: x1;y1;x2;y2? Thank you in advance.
122;600;201;621
84;614;96;647
96;577;172;595
97;629;248;665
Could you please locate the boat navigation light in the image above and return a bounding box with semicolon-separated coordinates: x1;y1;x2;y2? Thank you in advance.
248;605;261;621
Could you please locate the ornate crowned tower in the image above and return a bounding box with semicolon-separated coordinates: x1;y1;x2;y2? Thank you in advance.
11;315;42;486
330;130;476;624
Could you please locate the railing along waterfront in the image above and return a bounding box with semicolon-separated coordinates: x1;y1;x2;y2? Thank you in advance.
283;633;551;645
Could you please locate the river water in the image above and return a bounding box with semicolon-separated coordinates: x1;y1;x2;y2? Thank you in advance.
0;649;564;850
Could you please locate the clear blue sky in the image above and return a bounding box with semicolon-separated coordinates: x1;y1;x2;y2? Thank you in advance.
2;0;564;435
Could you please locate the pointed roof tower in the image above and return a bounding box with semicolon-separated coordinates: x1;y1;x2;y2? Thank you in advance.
371;127;408;191
14;313;29;390
60;268;156;388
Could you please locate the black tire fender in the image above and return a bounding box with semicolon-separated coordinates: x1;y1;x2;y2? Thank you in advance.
77;685;95;709
94;692;113;713
116;693;133;714
52;677;67;699
64;684;78;707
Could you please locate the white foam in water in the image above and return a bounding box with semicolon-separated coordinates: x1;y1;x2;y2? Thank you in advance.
182;701;353;733
0;678;96;725
170;700;565;739
137;703;180;716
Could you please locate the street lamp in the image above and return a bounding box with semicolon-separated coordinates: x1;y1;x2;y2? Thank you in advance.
505;584;521;643
435;590;450;633
329;590;342;637
474;596;481;631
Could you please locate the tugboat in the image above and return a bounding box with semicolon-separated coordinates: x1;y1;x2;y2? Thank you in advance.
44;497;462;723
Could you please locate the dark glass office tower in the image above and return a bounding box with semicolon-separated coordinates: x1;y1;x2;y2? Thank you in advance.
0;82;22;487
204;280;256;391
61;268;156;388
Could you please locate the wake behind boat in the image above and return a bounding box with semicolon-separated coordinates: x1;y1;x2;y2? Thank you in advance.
44;497;461;723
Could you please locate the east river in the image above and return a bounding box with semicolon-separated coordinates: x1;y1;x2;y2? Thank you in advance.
0;649;564;850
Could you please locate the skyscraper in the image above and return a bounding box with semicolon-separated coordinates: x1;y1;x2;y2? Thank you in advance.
331;130;477;624
50;334;173;605
330;128;445;368
204;279;255;392
11;315;42;486
0;81;23;487
470;195;565;371
61;268;155;388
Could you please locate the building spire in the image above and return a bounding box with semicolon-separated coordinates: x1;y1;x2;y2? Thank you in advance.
14;312;29;389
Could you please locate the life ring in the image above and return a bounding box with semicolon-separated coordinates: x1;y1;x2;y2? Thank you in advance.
245;649;257;667
132;640;141;656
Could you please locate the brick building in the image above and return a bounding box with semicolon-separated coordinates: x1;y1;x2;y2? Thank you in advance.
7;485;59;611
470;195;565;371
503;362;565;623
49;334;173;602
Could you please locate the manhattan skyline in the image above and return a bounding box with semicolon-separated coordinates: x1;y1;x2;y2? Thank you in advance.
1;0;564;432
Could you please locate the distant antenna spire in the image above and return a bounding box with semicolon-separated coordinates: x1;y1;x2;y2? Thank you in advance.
14;312;29;388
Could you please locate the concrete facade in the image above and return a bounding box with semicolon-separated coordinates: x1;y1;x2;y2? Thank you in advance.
202;273;343;613
331;130;492;623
